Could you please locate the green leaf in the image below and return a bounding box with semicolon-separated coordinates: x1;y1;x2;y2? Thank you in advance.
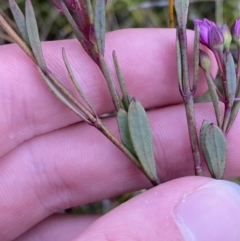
99;55;121;110
200;120;213;174
117;109;136;156
176;32;183;91
112;51;130;111
128;99;158;182
94;0;105;55
25;0;46;69
225;52;237;108
201;121;226;179
37;66;90;123
223;52;237;131
9;0;29;45
192;24;199;93
62;48;96;116
204;72;222;128
174;0;189;28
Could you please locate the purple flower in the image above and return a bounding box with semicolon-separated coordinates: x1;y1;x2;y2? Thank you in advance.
194;18;225;50
231;18;240;45
208;24;224;50
193;18;216;46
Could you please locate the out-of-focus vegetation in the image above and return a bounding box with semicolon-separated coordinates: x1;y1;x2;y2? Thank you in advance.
0;0;240;44
0;0;240;214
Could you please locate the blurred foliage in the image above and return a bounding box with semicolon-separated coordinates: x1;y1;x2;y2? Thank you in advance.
1;0;240;43
0;0;240;214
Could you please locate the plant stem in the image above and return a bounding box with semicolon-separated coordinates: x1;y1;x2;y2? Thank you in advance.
178;27;203;176
95;119;159;186
46;70;159;186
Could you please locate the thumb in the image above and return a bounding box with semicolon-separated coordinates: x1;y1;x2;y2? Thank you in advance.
75;177;240;241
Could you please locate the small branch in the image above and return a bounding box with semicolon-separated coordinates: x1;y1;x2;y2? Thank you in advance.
178;27;203;176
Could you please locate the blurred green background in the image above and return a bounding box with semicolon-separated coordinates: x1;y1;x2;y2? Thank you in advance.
0;0;240;214
1;0;240;45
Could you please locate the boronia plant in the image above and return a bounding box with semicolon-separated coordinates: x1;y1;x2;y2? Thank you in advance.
0;0;240;185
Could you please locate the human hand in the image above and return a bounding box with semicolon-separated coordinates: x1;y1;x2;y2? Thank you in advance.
1;29;240;241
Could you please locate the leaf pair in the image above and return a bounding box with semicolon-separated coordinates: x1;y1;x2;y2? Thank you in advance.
117;100;159;184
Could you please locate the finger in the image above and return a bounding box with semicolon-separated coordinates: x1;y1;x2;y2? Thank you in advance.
1;103;240;240
0;29;217;156
75;177;240;241
15;214;98;241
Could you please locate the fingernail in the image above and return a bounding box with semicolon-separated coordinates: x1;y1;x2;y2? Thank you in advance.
174;180;240;241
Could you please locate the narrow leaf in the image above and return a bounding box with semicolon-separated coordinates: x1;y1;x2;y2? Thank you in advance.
37;66;90;123
25;0;46;69
192;24;199;93
174;0;189;28
9;0;29;45
176;31;183;91
201;122;226;179
200;120;213;174
99;55;121;110
128;99;158;182
225;52;237;108
94;0;105;55
223;52;237;131
204;72;222;128
60;1;85;44
112;51;129;110
62;48;96;116
117;109;136;156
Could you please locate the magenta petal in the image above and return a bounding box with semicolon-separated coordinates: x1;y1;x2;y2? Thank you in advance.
193;18;218;47
231;18;240;44
208;25;224;49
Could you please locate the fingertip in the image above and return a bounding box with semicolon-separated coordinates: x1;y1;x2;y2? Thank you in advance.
75;178;240;241
174;180;240;241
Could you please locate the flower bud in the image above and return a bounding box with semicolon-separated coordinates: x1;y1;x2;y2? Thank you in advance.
231;18;240;46
208;25;224;51
221;23;232;51
199;50;210;72
193;18;216;47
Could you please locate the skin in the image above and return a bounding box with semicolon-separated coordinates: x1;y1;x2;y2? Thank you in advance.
0;29;240;241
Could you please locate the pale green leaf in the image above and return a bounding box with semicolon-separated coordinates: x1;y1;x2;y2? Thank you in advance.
37;67;90;123
192;24;199;93
94;0;105;55
128;99;158;182
204;72;222;128
112;51;129;110
200;120;213;175
174;0;189;28
202;122;226;179
117;109;136;156
225;52;237;108
62;48;96;116
176;32;183;91
9;0;29;45
25;0;46;69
